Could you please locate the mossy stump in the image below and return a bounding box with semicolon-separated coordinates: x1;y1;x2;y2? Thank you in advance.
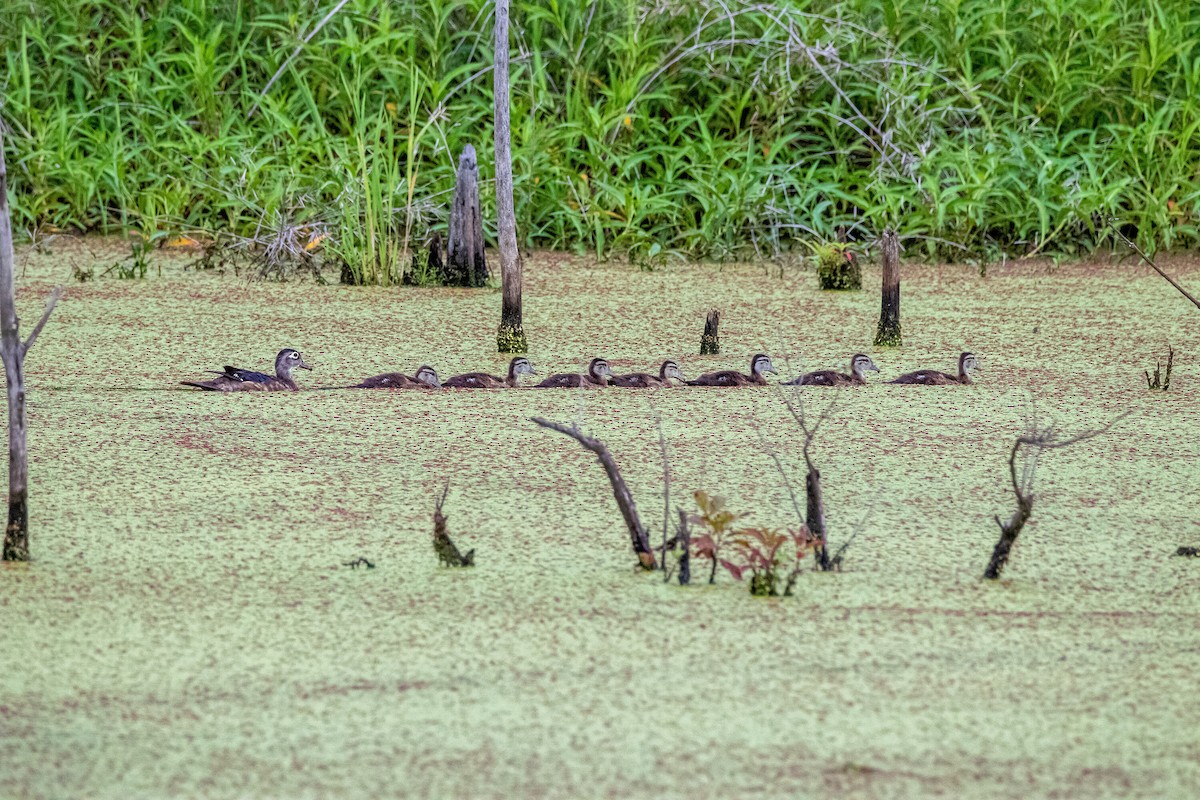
433;486;474;568
699;309;720;355
497;322;527;354
816;245;861;291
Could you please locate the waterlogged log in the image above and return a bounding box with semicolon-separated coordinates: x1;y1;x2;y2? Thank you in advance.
0;132;62;561
445;147;488;287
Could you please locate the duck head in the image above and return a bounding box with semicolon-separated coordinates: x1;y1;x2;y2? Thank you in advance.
508;356;537;383
851;353;880;378
275;349;312;379
415;365;441;388
660;360;686;383
750;353;777;377
588;358;614;382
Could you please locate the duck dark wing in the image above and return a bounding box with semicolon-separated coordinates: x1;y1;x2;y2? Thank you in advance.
182;376;273;391
536;373;584;388
353;373;419;389
889;370;952;385
443;372;503;388
800;370;847;386
219;366;274;384
611;372;660;388
687;370;746;387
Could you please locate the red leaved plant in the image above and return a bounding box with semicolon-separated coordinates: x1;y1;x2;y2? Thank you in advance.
689;490;744;584
690;491;818;596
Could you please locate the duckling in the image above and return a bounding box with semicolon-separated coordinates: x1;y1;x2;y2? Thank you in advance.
351;365;441;389
889;352;978;385
687;353;777;387
182;348;311;391
535;357;614;388
443;356;537;388
782;354;880;386
611;360;687;388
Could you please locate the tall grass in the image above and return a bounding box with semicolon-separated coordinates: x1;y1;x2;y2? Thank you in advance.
1;0;1197;281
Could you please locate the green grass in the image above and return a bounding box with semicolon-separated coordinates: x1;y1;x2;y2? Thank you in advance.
2;243;1198;796
2;0;1199;280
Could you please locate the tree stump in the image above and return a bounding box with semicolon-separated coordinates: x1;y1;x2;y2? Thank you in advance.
874;229;902;346
445;145;488;288
699;309;720;355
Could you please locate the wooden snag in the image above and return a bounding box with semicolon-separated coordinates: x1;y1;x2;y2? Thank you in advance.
433;484;475;567
676;508;691;585
699;309;720;355
874;229;902;346
445;147;488;287
494;1;527;353
984;411;1128;580
1;131;63;562
530;417;657;570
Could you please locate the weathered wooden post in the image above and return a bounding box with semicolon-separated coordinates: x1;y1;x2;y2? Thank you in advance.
874;229;901;346
444;146;488;287
0;132;62;561
699;309;720;355
494;0;527;353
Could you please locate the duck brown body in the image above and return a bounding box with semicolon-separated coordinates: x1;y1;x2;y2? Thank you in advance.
611;360;685;388
783;354;879;387
889;352;977;385
352;365;440;389
536;358;613;388
182;349;311;392
688;353;776;387
443;357;535;388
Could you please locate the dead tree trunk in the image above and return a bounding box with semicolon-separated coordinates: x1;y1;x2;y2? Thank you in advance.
445;146;488;287
530;416;656;570
676;507;691;585
494;0;527;353
699;309;720;355
0;132;62;562
874;229;901;346
806;468;830;571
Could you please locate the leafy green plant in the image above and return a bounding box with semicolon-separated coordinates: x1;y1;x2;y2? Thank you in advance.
2;0;1197;264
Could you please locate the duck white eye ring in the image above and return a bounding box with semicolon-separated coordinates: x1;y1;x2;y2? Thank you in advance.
290;352;300;359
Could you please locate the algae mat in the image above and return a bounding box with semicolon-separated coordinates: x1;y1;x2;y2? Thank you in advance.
2;244;1199;799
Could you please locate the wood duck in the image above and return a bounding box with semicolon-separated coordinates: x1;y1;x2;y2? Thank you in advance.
443;357;536;388
182;348;311;391
536;357;614;388
687;353;776;386
351;365;441;389
782;354;879;386
889;352;978;385
611;360;687;388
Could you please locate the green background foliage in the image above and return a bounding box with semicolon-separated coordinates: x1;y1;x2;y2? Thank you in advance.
2;0;1197;271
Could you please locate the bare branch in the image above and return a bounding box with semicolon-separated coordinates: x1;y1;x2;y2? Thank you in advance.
21;285;62;356
1108;220;1200;311
530;416;656;570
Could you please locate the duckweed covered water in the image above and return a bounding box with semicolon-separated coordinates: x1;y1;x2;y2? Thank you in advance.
2;242;1198;798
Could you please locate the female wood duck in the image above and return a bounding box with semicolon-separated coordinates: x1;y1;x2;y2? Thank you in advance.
889;352;978;385
611;360;687;388
688;353;776;386
182;348;311;391
443;357;537;388
783;354;880;386
351;365;441;389
536;357;614;388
